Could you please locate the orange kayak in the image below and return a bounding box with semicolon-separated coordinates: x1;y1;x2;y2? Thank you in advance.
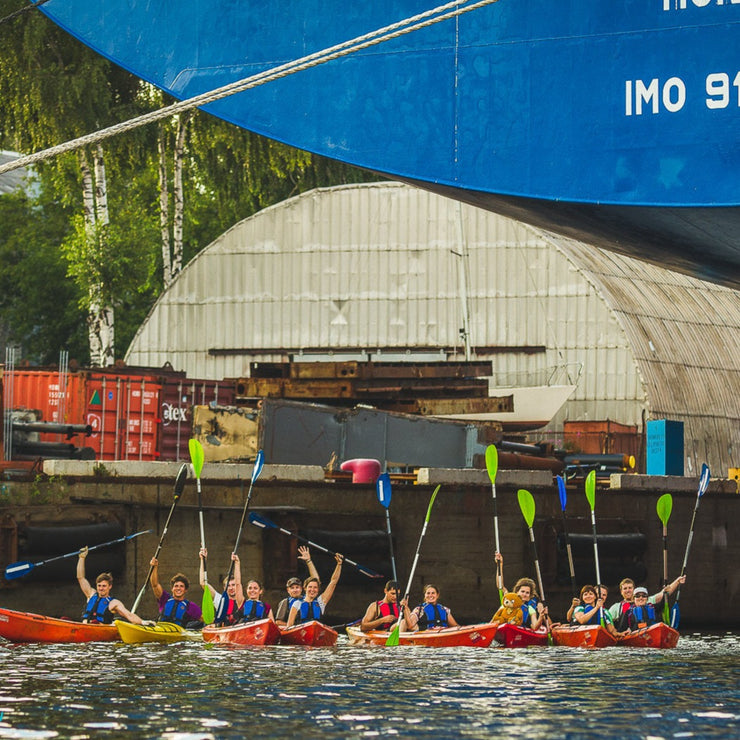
0;606;119;644
617;622;679;649
202;618;280;646
551;624;617;649
494;623;549;648
279;620;338;647
346;622;498;648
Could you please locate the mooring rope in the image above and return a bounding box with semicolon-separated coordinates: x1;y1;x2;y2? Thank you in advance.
0;0;500;175
0;0;50;27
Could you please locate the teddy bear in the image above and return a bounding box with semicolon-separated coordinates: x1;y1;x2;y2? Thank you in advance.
490;592;524;625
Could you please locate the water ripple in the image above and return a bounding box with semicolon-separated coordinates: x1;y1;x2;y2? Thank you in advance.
0;634;737;738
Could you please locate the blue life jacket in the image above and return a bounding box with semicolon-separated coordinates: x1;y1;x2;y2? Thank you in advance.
572;604;601;626
296;599;323;624
82;594;113;624
628;603;657;629
240;600;269;623
416;602;449;630
160;598;190;626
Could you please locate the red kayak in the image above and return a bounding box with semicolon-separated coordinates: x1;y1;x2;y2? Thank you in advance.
202;618;280;646
346;622;498;648
551;624;617;649
617;622;679;649
279;620;338;647
494;623;549;648
0;606;119;644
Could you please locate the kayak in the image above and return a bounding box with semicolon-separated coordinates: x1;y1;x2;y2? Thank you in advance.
202;618;280;647
115;620;202;644
279;620;338;647
551;624;617;649
0;606;119;644
346;623;498;648
494;623;549;648
617;623;679;649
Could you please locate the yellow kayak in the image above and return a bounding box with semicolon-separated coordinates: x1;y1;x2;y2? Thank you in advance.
115;620;202;644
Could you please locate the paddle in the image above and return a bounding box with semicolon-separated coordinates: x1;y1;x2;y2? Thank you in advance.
4;529;152;581
656;493;673;625
584;469;605;626
517;488;552;643
556;475;577;597
214;450;265;623
376;472;398;582
485;444;503;604
248;511;384;579
386;484;442;646
189;438;214;624
131;463;189;612
671;463;710;629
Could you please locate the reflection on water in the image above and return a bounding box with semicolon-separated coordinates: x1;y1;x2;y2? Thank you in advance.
0;633;738;738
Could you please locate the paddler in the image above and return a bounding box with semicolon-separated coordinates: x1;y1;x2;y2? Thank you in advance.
275;546;320;626
570;584;625;638
77;547;146;625
238;579;275;623
285;552;343;627
607;576;685;632
149;557;203;628
360;580;411;632
494;552;547;630
405;584;459;631
199;548;244;626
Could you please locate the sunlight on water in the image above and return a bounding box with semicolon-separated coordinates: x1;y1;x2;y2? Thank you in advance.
0;634;738;738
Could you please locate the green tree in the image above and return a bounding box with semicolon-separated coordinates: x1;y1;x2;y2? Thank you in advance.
0;1;379;367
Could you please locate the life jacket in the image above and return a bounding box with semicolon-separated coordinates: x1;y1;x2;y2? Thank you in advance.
82;594;113;624
296;599;323;624
215;596;239;626
240;599;269;623
521;605;534;628
614;601;632;632
416;602;449;630
628;603;657;630
160;598;190;626
376;600;399;620
571;604;604;627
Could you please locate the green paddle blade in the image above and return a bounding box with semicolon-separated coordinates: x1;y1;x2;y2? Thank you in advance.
189;438;205;479
425;484;441;522
201;588;215;625
517;489;535;528
585;470;596;511
385;622;401;646
485;445;498;483
657;493;673;526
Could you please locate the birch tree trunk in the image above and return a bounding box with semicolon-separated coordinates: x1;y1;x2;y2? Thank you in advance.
171;112;189;279
158;126;172;287
92;145;115;367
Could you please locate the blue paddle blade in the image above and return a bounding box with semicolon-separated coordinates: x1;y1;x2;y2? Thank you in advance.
251;449;265;483
556;475;567;511
248;511;274;529
698;463;710;497
376;473;392;509
670;602;680;629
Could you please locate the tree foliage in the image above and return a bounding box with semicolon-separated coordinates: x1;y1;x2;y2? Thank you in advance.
0;2;379;367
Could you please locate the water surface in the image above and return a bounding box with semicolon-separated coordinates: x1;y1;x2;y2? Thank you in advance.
0;633;738;738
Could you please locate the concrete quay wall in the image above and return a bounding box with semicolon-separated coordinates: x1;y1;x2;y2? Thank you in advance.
0;463;736;628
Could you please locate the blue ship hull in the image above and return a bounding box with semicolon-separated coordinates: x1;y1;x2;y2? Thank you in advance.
39;1;740;287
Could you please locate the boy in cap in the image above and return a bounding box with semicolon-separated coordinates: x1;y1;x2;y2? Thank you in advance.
275;546;319;626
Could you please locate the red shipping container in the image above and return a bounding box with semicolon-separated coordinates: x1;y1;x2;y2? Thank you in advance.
84;373;161;461
158;376;235;462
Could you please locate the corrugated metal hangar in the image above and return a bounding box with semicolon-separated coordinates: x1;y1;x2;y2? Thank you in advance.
126;182;740;476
